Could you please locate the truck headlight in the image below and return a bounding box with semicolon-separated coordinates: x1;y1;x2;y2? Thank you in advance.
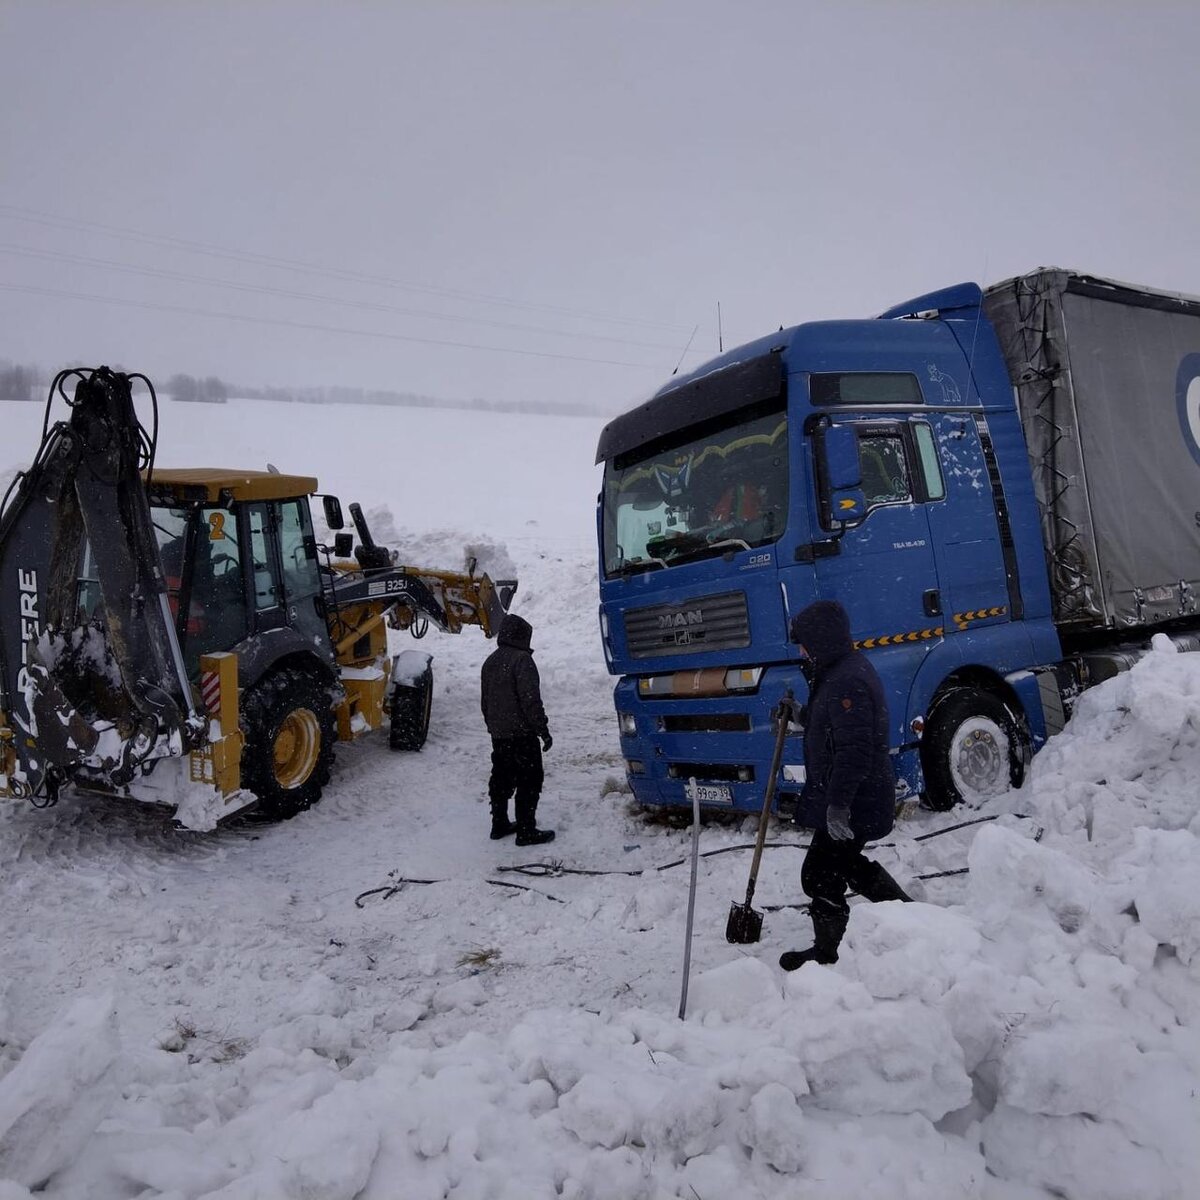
723;667;763;692
617;711;637;736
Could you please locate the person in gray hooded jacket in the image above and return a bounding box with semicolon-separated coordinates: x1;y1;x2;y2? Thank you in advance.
480;613;555;845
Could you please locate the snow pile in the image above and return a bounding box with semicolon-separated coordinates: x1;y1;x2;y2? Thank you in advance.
0;995;119;1190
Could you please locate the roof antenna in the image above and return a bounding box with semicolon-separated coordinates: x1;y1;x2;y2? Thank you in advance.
671;324;699;375
717;302;724;353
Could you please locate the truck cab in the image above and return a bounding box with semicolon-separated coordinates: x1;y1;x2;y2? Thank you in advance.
597;285;1062;815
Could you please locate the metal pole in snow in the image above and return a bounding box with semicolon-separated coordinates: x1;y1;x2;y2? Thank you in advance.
679;776;701;1020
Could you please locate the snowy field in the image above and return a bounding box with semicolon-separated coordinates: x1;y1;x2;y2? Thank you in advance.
1;393;1199;1199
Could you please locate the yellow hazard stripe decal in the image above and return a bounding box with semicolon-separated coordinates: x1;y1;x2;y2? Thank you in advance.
952;605;1007;631
853;606;1007;650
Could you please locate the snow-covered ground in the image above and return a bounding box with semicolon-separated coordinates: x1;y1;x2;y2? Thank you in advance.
1;394;1198;1199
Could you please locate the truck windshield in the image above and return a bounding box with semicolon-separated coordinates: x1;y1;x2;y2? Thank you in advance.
602;407;787;576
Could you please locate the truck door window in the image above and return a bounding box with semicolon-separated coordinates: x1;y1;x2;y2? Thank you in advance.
857;433;912;508
248;503;282;610
912;422;945;501
278;499;321;602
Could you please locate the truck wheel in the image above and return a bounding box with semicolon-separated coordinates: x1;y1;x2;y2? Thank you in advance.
390;665;433;752
921;688;1026;811
241;668;336;819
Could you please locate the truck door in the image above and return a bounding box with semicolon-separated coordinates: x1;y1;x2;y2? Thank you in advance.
921;413;1013;633
808;419;944;741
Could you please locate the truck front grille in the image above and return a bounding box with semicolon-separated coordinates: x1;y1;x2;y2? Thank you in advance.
624;591;750;658
659;713;751;733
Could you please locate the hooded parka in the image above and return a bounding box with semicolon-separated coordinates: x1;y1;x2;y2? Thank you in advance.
791;600;894;841
480;614;550;740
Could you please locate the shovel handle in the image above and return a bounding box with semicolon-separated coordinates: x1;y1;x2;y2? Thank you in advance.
744;692;797;892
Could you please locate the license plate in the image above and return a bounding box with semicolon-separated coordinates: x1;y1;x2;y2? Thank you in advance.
693;783;733;805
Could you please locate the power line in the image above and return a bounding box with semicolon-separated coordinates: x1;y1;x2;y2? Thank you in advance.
0;201;693;334
0;242;693;355
0;281;670;370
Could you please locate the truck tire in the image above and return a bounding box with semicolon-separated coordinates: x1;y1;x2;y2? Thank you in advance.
390;665;433;752
921;688;1026;811
241;667;336;819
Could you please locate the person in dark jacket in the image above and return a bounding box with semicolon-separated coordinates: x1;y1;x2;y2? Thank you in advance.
480;613;555;846
780;599;911;971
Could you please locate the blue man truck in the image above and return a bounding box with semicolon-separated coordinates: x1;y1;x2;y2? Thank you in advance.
595;268;1200;813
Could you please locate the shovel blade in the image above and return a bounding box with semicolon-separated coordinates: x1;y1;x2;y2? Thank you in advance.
725;900;764;945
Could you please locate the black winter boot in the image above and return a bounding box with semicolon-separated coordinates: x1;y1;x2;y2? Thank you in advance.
490;801;516;840
515;827;555;847
514;795;554;846
779;898;849;971
857;861;913;903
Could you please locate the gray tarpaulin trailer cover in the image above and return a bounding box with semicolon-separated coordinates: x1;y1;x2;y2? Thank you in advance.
984;268;1200;632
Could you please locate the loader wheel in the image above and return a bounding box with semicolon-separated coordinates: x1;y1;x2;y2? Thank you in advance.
920;688;1027;811
242;668;336;819
389;664;433;752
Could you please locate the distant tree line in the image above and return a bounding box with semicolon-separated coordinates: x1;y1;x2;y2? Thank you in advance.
0;357;609;416
166;373;230;404
0;360;40;401
234;381;608;416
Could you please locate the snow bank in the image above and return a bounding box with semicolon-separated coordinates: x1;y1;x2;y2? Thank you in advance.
0;994;119;1189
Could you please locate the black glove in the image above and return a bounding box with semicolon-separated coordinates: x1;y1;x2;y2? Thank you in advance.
540;732;553;753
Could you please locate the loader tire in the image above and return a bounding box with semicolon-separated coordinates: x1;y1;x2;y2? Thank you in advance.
241;668;336;819
921;688;1027;812
389;664;433;752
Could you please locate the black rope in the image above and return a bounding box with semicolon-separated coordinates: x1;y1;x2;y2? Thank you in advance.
355;813;1039;909
354;876;566;908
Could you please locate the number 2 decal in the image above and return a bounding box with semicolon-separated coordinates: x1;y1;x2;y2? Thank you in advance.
208;512;226;541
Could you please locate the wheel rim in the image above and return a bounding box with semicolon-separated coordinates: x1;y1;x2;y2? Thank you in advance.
948;715;1010;800
273;709;320;789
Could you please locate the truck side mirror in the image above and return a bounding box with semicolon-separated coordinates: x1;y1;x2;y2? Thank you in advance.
322;495;345;530
823;425;862;489
817;424;867;529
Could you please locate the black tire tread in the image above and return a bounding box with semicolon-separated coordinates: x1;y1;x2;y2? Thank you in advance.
390;667;433;752
241;666;336;819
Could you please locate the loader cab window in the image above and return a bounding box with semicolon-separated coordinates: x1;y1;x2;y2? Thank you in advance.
279;499;321;603
247;503;282;612
153;506;194;640
188;506;248;668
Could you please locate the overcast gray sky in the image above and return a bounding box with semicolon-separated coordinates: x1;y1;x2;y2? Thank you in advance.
2;1;1198;412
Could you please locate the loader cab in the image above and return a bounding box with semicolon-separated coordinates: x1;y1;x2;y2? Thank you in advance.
143;469;327;677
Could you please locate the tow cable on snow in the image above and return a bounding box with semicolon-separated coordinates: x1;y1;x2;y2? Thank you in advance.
352;812;1042;910
354;876;567;908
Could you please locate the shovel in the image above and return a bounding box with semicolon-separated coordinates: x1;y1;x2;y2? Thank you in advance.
726;692;796;944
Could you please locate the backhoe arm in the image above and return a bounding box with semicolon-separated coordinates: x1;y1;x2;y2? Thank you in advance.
0;367;200;802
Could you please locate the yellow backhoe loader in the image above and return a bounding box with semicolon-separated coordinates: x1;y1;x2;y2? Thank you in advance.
0;366;516;829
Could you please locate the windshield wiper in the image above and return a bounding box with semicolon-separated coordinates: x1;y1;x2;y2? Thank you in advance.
611;555;668;577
